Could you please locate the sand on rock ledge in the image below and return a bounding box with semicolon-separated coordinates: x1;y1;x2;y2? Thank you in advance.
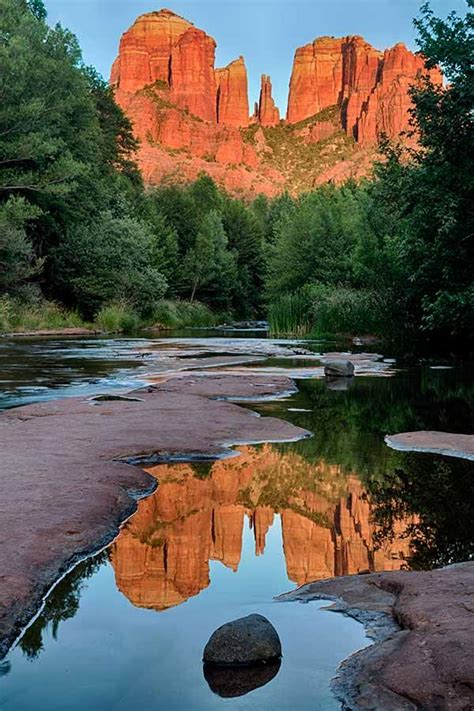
0;373;309;659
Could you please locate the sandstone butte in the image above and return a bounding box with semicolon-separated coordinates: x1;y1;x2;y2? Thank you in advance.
110;8;443;195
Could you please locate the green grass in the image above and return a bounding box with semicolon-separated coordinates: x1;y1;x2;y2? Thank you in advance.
268;292;313;336
0;296;85;333
95;301;140;334
268;285;391;338
307;284;389;337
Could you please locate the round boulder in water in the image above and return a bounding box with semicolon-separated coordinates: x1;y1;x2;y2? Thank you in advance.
203;614;282;667
324;359;355;377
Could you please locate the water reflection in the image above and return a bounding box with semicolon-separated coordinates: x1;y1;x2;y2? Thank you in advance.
204;659;281;697
109;446;412;612
2;364;473;711
18;553;107;661
368;452;474;570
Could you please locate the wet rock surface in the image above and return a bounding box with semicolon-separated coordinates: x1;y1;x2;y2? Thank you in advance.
278;562;474;711
0;373;308;659
386;430;474;461
203;614;282;666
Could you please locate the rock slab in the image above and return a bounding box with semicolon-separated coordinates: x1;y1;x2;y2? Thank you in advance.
203;614;282;666
279;562;474;711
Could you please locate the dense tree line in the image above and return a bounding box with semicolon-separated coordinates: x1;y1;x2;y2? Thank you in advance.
0;0;472;348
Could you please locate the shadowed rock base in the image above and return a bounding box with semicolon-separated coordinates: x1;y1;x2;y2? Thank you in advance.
278;562;474;711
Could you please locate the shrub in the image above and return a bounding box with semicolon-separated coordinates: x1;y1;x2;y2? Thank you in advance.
307;283;388;336
95;301;139;334
151;300;218;329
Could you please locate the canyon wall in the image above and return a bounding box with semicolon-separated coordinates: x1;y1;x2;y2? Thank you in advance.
111;8;442;194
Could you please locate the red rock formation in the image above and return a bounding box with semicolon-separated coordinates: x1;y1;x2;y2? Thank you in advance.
258;75;280;126
287;37;346;123
354;43;443;145
111;9;193;93
169;27;217;121
216;57;250;127
287;35;442;146
110;11;442;195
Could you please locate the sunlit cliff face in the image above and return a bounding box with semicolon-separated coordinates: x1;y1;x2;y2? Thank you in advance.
109;445;414;611
110;9;443;195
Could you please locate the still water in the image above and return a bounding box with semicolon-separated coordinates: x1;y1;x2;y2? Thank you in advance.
0;335;473;710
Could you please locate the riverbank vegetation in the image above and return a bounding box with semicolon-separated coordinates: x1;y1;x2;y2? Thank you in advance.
1;1;472;348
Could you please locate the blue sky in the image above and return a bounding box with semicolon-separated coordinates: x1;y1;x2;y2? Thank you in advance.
45;0;465;114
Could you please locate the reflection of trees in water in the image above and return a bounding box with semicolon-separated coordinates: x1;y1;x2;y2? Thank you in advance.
18;552;107;660
368;453;474;570
269;371;474;477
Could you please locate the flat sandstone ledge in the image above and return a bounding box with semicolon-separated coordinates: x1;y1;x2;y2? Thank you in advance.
278;562;474;711
386;430;474;461
0;373;309;658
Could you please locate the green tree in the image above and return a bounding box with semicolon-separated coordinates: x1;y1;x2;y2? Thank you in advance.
266;184;364;299
0;197;42;293
182;211;236;306
373;1;474;342
51;212;167;318
222;198;265;316
149;212;180;290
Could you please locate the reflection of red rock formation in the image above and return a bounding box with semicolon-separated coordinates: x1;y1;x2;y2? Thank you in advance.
110;447;413;610
252;507;274;556
211;505;245;571
282;476;414;584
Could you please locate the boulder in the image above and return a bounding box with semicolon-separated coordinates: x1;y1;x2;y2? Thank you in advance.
324;360;355;378
203;614;282;666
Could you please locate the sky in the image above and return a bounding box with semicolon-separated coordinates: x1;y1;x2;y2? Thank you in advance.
45;0;465;115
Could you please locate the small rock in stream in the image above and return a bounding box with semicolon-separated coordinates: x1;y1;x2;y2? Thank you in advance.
324;360;355;378
203;614;282;666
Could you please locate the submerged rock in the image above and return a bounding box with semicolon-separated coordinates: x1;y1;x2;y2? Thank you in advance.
324;360;355;378
203;614;282;666
204;658;281;697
